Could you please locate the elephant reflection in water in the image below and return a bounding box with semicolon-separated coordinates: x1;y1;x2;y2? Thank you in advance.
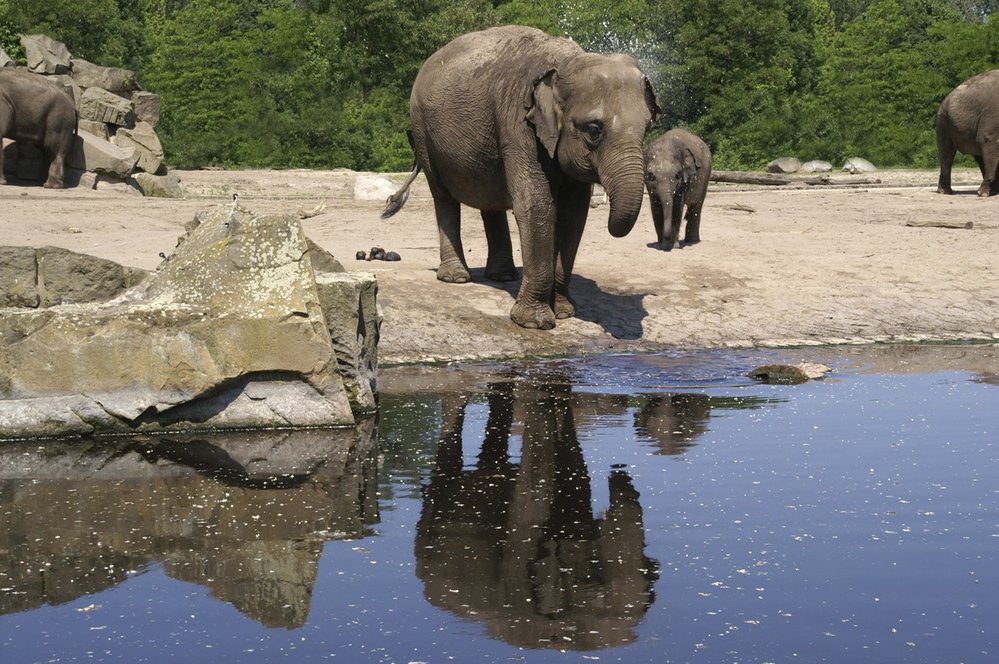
415;379;659;650
633;393;711;456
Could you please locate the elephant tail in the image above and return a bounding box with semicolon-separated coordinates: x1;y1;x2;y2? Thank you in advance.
381;159;421;219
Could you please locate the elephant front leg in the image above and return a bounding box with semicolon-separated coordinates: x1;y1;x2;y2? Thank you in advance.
552;181;591;319
683;201;703;245
649;191;666;248
510;194;558;330
661;192;684;251
434;196;472;283
481;210;517;281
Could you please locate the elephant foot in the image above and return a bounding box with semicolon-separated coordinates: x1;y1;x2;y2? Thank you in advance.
553;294;575;320
936;186;953;195
977;185;992;197
656;241;674;252
510;300;556;330
437;260;471;284
485;261;518;282
682;236;701;245
43;180;64;189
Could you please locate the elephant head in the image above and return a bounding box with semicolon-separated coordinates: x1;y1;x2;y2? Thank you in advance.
527;53;661;237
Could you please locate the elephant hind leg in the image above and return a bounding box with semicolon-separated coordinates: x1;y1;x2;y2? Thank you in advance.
936;119;957;195
979;142;999;197
481;210;517;281
433;195;472;283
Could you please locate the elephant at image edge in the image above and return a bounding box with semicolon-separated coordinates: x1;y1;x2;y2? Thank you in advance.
382;25;660;329
644;127;711;251
936;68;999;197
0;68;77;188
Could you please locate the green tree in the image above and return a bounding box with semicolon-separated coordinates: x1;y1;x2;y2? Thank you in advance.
0;0;146;66
810;0;963;167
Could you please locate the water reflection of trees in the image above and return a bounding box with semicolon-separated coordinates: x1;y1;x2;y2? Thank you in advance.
415;377;661;650
0;423;378;628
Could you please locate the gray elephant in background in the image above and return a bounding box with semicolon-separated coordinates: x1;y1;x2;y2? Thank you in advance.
936;69;999;197
0;68;77;188
382;25;660;329
644;128;712;251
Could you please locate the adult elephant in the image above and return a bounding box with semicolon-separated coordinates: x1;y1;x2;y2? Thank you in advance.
936;68;999;197
644;127;712;251
382;25;660;329
0;68;77;188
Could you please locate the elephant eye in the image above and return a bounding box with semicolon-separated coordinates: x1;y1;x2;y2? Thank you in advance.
644;171;656;183
578;121;604;144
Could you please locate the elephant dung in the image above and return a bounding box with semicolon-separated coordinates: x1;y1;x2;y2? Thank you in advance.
0;205;380;438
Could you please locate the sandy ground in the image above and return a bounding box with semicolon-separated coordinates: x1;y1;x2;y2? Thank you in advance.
2;167;997;367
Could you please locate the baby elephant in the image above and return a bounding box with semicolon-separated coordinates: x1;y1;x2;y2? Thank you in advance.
644;128;712;251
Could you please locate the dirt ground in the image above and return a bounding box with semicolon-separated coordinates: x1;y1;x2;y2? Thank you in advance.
2;167;997;367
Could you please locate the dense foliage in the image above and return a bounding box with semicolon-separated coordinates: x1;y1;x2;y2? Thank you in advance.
1;0;997;170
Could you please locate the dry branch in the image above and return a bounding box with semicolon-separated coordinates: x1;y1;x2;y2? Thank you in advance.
710;170;881;187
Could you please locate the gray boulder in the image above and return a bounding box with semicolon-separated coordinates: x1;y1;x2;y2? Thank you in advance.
79;86;135;127
800;160;833;173
132;91;161;127
131;171;185;198
70;57;140;97
0;245;146;309
0;205;380;438
70;129;140;178
21;34;71;74
842;157;877;173
766;157;801;174
112;121;164;173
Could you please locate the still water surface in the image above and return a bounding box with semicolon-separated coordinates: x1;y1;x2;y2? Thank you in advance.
1;346;997;663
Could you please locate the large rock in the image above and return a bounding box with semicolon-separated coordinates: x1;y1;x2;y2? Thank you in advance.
112;121;164;173
70;128;140;178
800;160;833;173
0;205;380;438
132;91;161;126
842;157;877;173
78;86;135;127
70;57;140;97
0;245;146;308
766;157;801;174
21;34;71;74
132;170;185;198
317;271;380;414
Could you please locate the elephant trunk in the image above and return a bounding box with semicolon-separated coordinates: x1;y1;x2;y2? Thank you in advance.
599;146;647;238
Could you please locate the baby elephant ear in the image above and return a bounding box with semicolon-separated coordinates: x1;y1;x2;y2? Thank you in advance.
527;68;561;160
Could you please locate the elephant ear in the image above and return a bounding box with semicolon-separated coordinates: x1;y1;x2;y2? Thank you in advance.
644;76;662;130
527;68;562;160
